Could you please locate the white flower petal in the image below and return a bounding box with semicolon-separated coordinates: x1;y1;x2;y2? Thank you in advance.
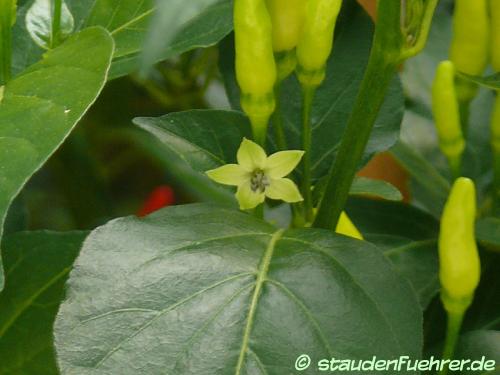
265;150;305;178
236;184;265;210
206;164;248;186
237;138;267;171
265;178;303;203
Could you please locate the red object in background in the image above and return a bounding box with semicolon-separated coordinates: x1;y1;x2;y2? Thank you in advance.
137;185;176;217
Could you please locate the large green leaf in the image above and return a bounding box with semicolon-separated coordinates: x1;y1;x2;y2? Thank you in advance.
0;231;87;374
219;5;404;180
134;109;252;172
55;204;422;374
346;198;440;309
0;27;113;290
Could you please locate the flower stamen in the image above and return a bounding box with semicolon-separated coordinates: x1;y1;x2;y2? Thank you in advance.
250;170;270;193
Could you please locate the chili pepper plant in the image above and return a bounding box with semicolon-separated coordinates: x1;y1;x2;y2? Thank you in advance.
0;0;498;374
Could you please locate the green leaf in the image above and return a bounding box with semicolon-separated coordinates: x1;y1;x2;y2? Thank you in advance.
82;0;154;60
456;71;500;91
134;110;252;172
390;140;450;216
345;198;440;309
55;204;422;374
0;27;114;290
454;331;500;375
349;177;402;201
313;176;403;206
476;217;500;251
367;235;438;309
0;231;87;374
346;197;439;241
219;5;404;180
109;0;232;79
139;0;222;76
26;0;75;49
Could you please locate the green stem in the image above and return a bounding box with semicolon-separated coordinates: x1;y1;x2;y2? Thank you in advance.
493;151;500;216
314;1;404;230
0;0;14;84
51;0;62;48
314;56;397;228
438;311;465;375
301;85;316;223
272;83;287;150
448;155;462;181
459;99;471;138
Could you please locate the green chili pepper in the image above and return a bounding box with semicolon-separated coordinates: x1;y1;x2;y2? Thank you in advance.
491;0;500;72
296;0;342;87
234;0;277;145
439;177;480;314
449;0;489;102
432;61;465;178
266;0;306;81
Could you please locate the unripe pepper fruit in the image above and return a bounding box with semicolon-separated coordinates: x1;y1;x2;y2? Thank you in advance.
296;0;343;87
234;0;277;144
491;0;500;72
439;177;480;314
449;0;489;102
266;0;307;81
431;60;465;176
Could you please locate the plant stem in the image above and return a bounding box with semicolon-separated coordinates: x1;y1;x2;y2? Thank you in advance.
272;83;287;150
448;155;462;181
0;0;14;84
493;151;500;216
438;311;465;375
314;55;397;228
459;99;471;138
51;0;62;48
314;1;404;230
301;85;316;223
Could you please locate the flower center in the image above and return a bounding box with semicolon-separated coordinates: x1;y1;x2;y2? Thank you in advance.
250;170;270;193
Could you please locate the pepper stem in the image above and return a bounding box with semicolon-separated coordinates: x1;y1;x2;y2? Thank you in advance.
438;310;465;375
272;83;287;150
301;84;316;223
51;0;63;48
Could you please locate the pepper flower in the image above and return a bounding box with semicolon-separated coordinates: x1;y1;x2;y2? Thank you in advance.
206;138;304;210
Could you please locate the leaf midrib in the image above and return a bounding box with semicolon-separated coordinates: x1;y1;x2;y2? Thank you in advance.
235;229;284;375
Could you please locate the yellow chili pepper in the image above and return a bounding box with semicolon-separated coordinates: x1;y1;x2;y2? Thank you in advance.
432;61;465;177
491;0;500;72
234;0;277;144
266;0;307;81
296;0;343;87
439;177;480;314
336;212;363;240
449;0;489;102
